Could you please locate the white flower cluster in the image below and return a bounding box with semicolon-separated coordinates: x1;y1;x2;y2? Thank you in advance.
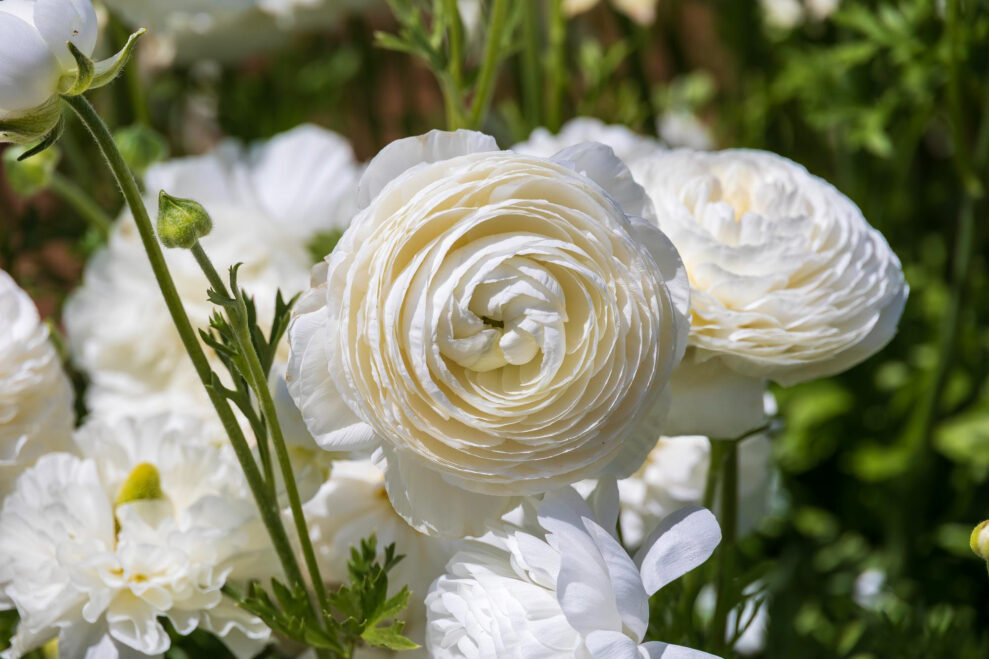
0;415;274;658
0;0;910;652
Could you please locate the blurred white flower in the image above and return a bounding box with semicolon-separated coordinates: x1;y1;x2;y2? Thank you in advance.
0;0;97;122
658;110;714;150
0;270;74;499
288;129;689;537
64;124;359;488
304;460;454;653
853;568;886;610
563;0;660;25
761;0;841;30
425;479;721;657
514;117;662;165
617;431;774;547
104;0;378;64
630;149;907;437
0;414;274;658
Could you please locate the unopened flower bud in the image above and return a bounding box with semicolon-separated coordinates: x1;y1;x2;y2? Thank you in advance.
3;144;60;197
114;124;169;177
971;520;989;560
115;462;164;507
157;190;212;249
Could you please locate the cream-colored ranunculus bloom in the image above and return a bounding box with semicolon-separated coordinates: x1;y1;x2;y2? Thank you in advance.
288;130;689;537
631;149;907;438
0;270;74;498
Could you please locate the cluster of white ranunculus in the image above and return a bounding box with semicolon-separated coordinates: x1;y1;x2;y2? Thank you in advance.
0;1;908;654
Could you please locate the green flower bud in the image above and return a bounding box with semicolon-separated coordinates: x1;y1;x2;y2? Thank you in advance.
971;520;989;560
157;190;213;249
115;462;165;507
3;144;60;197
114;124;169;177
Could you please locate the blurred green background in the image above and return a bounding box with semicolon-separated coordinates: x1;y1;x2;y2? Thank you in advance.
1;1;987;657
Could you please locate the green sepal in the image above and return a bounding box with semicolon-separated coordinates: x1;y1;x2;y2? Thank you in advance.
90;28;146;91
17;115;65;161
0;97;62;145
61;42;94;96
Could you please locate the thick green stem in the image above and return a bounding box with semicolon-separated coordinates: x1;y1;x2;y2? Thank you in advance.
468;0;511;129
441;0;466;130
48;172;113;237
62;94;307;598
520;0;542;128
191;243;331;620
546;0;566;131
711;438;739;656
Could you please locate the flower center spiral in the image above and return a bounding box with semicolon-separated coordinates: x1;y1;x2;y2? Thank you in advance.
437;254;568;374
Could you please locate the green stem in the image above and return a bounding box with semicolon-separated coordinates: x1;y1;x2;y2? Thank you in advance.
48;172;113;237
441;0;466;130
520;0;542;129
468;0;511;129
711;438;739;657
444;0;464;91
190;244;277;491
62;93;307;598
546;0;566;132
191;243;332;620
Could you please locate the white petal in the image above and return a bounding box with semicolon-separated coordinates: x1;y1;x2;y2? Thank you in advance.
376;445;518;538
242;124;359;236
0;11;59;113
552;142;654;219
33;0;99;69
583;517;649;641
286;283;379;451
664;357;766;439
639;641;721;658
356;129;498;208
538;488;623;636
584;630;642;659
628;216;690;349
634;506;721;596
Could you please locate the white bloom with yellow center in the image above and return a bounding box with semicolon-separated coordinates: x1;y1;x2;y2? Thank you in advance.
288;129;689;537
425;479;721;658
0;270;74;499
631;149;907;437
64;125;359;493
0;414;274;658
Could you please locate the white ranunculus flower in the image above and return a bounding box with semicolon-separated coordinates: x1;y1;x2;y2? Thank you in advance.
617;431;774;548
631;149;907;437
0;270;74;499
0;414;274;658
0;0;97;116
304;460;455;654
288;129;690;537
64;124;359;493
425;479;721;658
514;117;662;166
